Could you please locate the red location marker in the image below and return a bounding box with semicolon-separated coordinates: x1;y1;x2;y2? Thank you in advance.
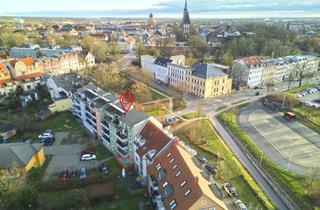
119;92;135;113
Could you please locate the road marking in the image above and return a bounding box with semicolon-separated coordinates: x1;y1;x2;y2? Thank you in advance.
248;110;286;157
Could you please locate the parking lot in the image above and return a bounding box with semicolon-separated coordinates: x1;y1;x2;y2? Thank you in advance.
239;103;320;176
42;131;103;181
296;85;320;107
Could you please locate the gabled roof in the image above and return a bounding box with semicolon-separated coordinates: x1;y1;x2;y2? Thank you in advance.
148;142;227;210
0;143;43;169
136;121;172;158
153;57;172;67
191;62;227;79
18;57;35;66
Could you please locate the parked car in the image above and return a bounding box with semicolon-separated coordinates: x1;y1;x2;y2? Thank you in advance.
81;149;96;155
59;170;67;181
38;129;53;139
99;163;109;174
79;167;87;179
223;183;237;197
195;154;208;165
283;112;296;121
205;165;218;175
305;102;314;107
80;154;97;161
41;137;55;146
255;92;262;96
68;169;77;178
0;140;9;144
234;199;247;210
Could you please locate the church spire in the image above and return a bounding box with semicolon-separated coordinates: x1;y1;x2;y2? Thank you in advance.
185;0;188;10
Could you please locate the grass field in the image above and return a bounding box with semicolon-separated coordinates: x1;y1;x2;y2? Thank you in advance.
218;108;320;210
181;112;205;119
175;120;274;210
142;102;169;117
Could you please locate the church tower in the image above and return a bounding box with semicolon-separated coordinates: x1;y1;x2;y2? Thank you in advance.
182;0;191;37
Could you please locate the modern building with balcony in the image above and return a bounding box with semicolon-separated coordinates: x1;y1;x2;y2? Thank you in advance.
72;83;149;165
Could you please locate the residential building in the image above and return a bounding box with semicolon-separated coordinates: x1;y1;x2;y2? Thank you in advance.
6;57;44;80
39;45;82;57
134;119;173;179
117;36;136;53
72;83;149;164
233;55;320;88
153;58;173;83
186;62;232;98
9;45;40;58
84;52;96;68
36;57;61;75
59;53;81;73
141;55;155;71
0;63;11;94
49;97;72;113
148;140;227;210
0;142;45;173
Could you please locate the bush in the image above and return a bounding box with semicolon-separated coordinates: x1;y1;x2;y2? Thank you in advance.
6;186;40;210
265;93;301;109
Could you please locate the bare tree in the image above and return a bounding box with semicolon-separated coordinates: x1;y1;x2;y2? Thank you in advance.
266;80;276;95
295;61;308;87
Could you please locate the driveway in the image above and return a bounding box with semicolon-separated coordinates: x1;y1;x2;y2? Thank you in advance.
43;131;100;181
238;102;320;176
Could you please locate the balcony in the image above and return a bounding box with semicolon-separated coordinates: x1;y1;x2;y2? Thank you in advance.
101;120;109;129
102;134;110;143
117;147;129;157
116;131;128;141
116;140;129;149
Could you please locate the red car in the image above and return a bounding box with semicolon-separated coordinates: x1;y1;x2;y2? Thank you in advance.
81;150;96;155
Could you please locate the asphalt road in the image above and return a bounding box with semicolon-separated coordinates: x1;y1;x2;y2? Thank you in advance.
210;116;290;210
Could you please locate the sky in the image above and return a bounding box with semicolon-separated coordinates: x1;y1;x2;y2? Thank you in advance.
1;0;320;19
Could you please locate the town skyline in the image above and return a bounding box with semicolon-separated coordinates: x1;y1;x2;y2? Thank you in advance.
1;0;320;18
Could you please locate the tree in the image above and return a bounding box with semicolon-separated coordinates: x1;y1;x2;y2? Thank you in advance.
222;52;234;68
136;44;145;66
188;36;208;56
6;186;40;210
0;29;26;49
266;80;276;95
131;82;152;103
162;38;176;47
295;61;309;87
28;167;42;183
150;48;160;57
81;36;107;63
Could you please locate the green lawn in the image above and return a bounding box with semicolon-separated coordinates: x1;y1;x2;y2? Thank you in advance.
218;108;320;210
142;102;169;117
89;144;114;160
182;112;205;119
287;84;317;94
42;112;81;132
175;120;274;210
150;89;165;101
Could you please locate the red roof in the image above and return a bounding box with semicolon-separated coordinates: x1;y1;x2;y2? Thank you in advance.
18;57;35;66
136;121;171;158
148;142;227;210
16;72;44;80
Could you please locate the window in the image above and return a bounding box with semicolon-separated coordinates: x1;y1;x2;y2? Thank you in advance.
156;163;162;171
184;189;191;196
167;152;172;158
172;164;178;170
180;181;187;188
163;181;168;188
170;200;177;210
176;171;181;177
170;158;175;163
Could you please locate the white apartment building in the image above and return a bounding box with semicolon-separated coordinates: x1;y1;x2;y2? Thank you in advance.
233;55;319;88
9;45;40;58
141;55;155;71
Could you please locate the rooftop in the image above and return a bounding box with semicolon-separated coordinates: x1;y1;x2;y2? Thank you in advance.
0;142;43;169
191;62;227;79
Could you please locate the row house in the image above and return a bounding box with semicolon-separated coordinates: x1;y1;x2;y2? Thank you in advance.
148;141;227;210
0;57;44;95
117;36;136;53
233;55;320;88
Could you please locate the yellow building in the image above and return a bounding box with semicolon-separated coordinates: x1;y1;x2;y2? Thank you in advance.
169;62;232;99
0;142;45;173
49;97;72;113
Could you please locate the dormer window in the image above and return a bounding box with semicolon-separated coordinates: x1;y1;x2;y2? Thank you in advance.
185;189;191;196
172;164;178;170
167;152;172;158
180;181;187;188
176;171;181;177
169;158;175;163
163;181;168;188
156;163;162;171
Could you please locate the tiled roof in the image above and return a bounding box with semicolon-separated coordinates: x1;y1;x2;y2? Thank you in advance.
18;57;35;66
242;56;262;66
16;72;44;80
148;142;227;210
136;121;171;158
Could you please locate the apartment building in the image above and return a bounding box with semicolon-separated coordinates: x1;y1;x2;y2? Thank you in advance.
72;83;149;164
0;63;15;96
59;53;81;73
117;36;136;53
9;45;40;58
141;55;155;70
148;140;227;210
233;55;320;88
39;45;82;57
